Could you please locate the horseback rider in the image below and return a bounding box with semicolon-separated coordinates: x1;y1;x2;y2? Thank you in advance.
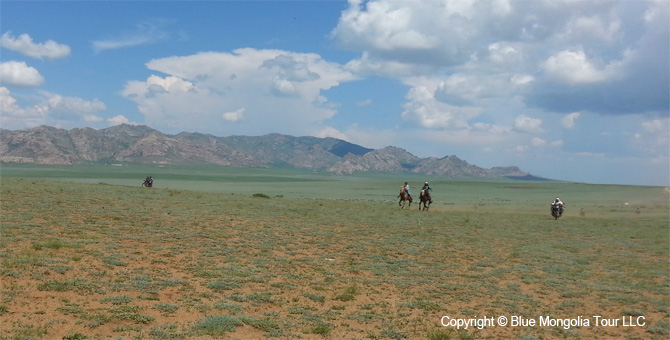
404;182;411;200
398;182;412;200
551;197;564;212
422;181;431;192
421;181;433;203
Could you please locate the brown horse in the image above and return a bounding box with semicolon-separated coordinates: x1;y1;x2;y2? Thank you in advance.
398;186;412;209
419;189;432;211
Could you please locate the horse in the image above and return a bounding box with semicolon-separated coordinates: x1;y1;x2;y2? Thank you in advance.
419;189;432;211
398;186;412;209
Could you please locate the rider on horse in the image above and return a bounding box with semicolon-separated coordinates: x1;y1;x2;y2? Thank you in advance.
421;181;432;203
398;182;411;198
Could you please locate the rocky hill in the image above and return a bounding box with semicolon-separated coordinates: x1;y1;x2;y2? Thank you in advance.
0;124;531;179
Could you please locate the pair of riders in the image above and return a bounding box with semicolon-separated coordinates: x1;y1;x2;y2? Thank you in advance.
400;181;432;202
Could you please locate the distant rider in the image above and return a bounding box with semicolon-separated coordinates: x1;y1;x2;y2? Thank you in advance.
551;197;564;213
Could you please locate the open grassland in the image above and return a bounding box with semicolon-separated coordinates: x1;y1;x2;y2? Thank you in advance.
1;165;669;340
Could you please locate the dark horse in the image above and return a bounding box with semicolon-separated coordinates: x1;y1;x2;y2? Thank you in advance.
398;186;412;209
419;189;432;211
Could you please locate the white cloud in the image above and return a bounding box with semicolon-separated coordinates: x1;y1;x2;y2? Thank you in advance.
0;87;20;115
1;32;71;59
531;137;563;147
333;0;667;116
344;51;430;77
0;87;48;128
122;48;355;136
562;112;581;128
510;74;534;85
84;115;104;123
356;99;372;107
0;87;106;129
531;137;546;147
401;85;482;129
92;21;171;53
44;93;106;117
566;14;621;43
515;145;529;153
542;50;622;85
107;115;130;126
315;126;348;140
0;61;45;87
333;0;438;51
488;42;522;65
637;117;670;158
576;152;605;158
641;118;667;133
222;108;245;122
514;115;543;133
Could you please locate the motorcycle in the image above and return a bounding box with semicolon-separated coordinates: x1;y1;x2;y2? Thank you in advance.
550;204;564;219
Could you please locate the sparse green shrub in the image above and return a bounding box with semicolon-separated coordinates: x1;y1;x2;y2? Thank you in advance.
37;279;99;294
426;328;452;340
239;316;280;332
309;322;332;336
154;303;179;314
303;293;325;303
110;306;154;324
214;302;244;313
83;313;112;329
381;329;409;339
62;332;88;340
148;323;182;339
405;298;441;311
100;296;132;305
102;256;128;267
56;305;84;315
334;293;355;301
252;193;271;198
33;239;68;250
193;315;243;336
247;292;275;303
207;280;241;291
227;293;247;302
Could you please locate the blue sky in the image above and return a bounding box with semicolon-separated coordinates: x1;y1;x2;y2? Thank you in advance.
1;0;668;186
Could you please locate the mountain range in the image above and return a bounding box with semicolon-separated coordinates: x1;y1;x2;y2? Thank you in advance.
0;124;534;179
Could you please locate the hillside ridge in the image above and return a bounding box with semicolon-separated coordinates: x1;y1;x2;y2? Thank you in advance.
0;124;533;179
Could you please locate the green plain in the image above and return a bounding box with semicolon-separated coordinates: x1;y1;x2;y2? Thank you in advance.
1;163;668;339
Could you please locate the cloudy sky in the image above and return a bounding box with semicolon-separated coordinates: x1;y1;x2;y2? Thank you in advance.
1;0;668;186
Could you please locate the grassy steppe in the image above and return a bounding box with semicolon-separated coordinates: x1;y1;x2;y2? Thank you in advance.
1;164;668;340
